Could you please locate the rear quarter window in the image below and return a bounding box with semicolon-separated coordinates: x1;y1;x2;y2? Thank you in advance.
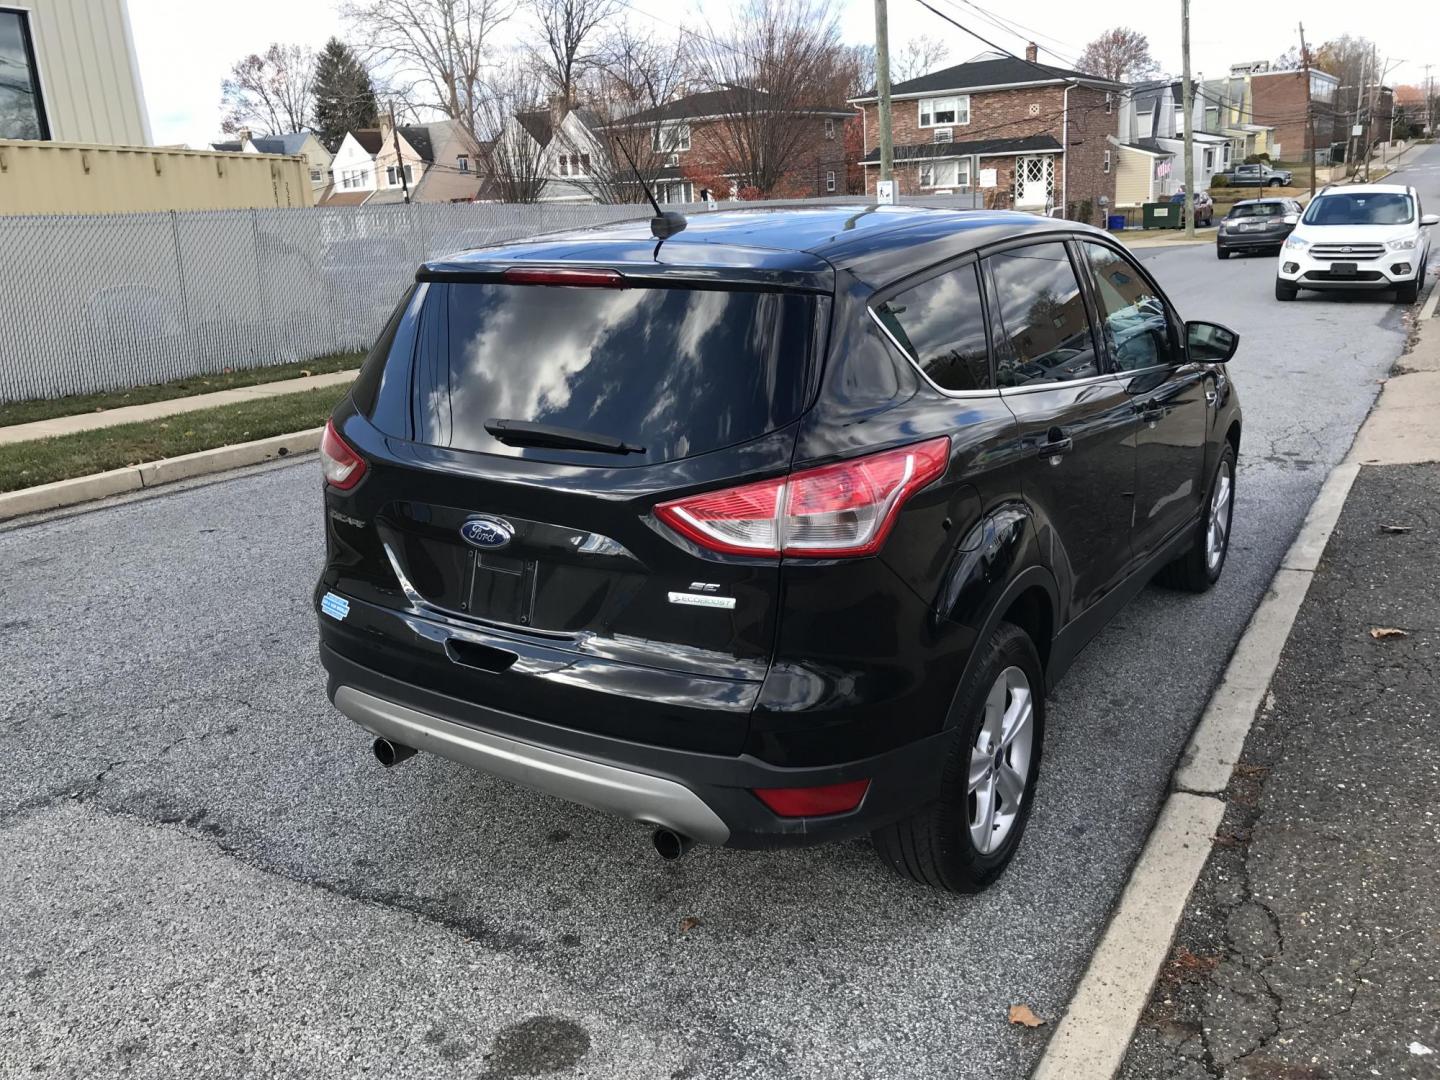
873;263;991;392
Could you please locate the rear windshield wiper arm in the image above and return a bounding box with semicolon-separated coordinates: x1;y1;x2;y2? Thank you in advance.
484;419;646;456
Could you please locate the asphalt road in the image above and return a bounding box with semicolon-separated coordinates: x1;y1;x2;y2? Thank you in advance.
2;146;1436;1079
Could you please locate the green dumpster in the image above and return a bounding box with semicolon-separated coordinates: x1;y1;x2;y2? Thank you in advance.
1142;202;1181;230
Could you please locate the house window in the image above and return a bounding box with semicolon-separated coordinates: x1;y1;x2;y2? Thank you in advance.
660;180;694;204
341;169;363;189
825;118;836;139
919;95;969;127
1205;106;1219;129
403;164;413;184
1204;148;1215;171
918;158;970;189
826;170;836;192
1105;91;1114;115
309;168;323;182
558;156;568;176
386;165;398;185
1103;150;1112;174
457;155;469;173
652;123;691;152
1310;74;1335;103
0;9;48;140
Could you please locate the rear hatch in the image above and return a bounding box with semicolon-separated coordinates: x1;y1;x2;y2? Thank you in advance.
327;251;831;754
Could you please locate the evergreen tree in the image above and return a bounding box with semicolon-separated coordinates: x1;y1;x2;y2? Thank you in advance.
311;38;378;150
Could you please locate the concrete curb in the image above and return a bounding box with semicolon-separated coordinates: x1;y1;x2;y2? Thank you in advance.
0;427;322;522
1029;458;1361;1080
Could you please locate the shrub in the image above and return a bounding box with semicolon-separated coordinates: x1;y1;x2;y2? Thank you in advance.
1211;174;1230;188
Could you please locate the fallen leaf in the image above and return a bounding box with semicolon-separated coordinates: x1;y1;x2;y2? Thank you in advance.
678;916;701;933
1008;1003;1046;1027
1379;524;1413;534
1370;627;1409;640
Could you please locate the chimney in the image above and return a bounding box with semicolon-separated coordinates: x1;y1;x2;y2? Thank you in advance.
237;126;252;145
1025;42;1038;64
549;94;568;131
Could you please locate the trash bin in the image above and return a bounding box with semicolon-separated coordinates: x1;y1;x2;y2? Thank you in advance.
1107;214;1127;231
1142;202;1180;230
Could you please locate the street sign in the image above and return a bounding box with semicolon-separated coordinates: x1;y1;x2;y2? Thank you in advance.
1351;124;1364;136
876;180;896;205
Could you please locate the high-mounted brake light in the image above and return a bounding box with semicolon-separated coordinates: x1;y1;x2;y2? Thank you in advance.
502;267;625;287
654;437;950;558
320;419;367;490
753;779;871;818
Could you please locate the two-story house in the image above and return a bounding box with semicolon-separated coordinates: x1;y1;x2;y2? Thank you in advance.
1110;80;1232;208
1247;66;1339;162
1200;74;1276;164
616;87;854;203
849;47;1123;218
325;128;384;205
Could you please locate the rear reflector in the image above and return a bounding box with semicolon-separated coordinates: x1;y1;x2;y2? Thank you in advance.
654;436;950;558
502;267;625;287
753;779;871;818
320;419;367;490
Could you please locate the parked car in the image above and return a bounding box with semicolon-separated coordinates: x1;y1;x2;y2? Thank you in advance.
1170;189;1215;227
1276;184;1438;303
315;206;1243;892
1216;198;1304;259
1223;163;1294;187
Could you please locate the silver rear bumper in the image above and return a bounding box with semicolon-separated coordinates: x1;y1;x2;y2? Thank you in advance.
333;685;731;845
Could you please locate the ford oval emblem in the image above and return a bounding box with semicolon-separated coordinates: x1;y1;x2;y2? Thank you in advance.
459;515;514;550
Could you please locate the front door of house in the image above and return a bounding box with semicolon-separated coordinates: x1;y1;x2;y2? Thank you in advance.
1014;155;1055;210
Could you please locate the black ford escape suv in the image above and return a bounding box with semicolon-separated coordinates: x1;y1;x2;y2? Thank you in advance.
315;206;1242;892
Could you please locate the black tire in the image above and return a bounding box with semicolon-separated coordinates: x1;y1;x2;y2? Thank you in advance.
1216;246;1229;260
1156;443;1236;593
1396;278;1420;304
873;622;1045;892
1275;279;1298;301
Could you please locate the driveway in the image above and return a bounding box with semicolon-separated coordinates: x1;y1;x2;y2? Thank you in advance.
2;147;1435;1079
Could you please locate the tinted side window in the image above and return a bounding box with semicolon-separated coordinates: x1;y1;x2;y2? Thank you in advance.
873;263;991;391
1081;242;1179;372
988;243;1099;387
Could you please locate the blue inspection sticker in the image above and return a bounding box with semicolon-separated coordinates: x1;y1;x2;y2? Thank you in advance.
320;592;350;621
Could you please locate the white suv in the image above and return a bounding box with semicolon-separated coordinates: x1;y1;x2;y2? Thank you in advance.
1276;184;1438;303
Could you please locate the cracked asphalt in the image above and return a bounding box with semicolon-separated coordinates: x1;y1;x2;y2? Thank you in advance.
2;146;1436;1079
1118;464;1440;1080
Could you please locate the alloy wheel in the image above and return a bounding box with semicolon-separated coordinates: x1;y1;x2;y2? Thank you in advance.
1207;461;1234;572
967;666;1034;855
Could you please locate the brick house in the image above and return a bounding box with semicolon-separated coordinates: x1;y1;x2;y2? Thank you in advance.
1247;68;1339;161
617;87;854;202
849;48;1123;220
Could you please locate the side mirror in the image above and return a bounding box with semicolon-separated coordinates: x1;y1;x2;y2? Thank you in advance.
1421;213;1440;227
1187;320;1239;363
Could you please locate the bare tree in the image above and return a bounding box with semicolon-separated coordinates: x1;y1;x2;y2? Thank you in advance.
559;22;690;204
1076;28;1159;83
892;37;951;83
342;0;515;141
688;0;851;197
220;43;315;135
475;58;551;202
526;0;617;108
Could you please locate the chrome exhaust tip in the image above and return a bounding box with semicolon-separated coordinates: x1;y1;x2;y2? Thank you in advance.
372;737;417;768
652;827;695;861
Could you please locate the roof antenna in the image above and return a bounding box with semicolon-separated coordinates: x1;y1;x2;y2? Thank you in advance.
615;135;686;240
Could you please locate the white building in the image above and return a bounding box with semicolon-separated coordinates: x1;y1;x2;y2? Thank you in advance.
0;0;151;144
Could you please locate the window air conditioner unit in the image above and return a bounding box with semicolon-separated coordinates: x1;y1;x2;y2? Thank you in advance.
933;128;953;143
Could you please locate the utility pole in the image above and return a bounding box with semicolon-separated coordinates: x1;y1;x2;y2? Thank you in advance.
1300;23;1316;197
874;0;894;190
1181;0;1195;237
389;101;411;205
1426;64;1435;140
1347;49;1369;178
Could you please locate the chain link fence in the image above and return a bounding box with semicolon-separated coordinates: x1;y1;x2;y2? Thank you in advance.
0;194;979;403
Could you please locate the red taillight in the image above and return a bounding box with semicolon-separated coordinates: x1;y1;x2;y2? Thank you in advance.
320;419;367;490
753;779;871;818
654;437;950;558
502;267;625;287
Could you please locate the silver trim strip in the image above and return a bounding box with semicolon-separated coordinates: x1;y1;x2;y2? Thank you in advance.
333;686;731;845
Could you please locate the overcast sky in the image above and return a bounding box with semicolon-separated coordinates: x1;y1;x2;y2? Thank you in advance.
128;0;1439;148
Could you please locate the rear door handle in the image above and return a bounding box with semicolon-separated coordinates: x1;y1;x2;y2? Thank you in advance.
1036;432;1074;460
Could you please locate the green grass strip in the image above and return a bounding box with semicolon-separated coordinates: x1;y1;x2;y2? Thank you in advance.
0;350;365;428
0;386;348;493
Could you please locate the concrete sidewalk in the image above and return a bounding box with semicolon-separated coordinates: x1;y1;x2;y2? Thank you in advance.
0;369;357;447
1116;298;1440;1078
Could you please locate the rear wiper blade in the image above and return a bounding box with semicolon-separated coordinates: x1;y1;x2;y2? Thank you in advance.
484;419;645;456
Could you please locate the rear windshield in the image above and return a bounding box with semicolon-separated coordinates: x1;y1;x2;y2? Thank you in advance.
1230;203;1285;218
1302;192;1414;227
411;282;816;465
